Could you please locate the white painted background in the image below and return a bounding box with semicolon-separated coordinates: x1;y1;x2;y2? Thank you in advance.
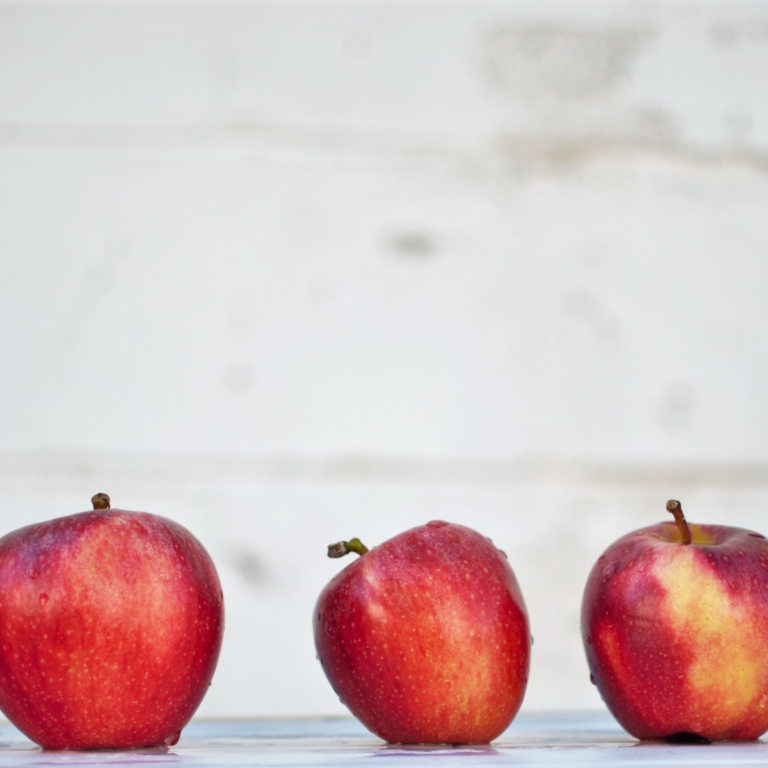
1;2;768;719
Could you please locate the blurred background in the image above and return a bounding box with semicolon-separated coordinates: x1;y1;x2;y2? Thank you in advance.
1;1;768;719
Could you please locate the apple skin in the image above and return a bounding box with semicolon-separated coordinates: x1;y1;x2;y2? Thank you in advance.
583;519;768;740
314;521;531;744
0;505;224;749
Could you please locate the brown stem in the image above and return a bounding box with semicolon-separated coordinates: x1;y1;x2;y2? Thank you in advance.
327;538;369;558
91;493;111;510
666;499;691;545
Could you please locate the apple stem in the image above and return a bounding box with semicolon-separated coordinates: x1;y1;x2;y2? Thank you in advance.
327;538;369;558
91;493;111;511
666;499;692;545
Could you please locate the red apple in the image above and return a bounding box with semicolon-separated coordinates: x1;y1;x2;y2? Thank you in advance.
314;521;531;744
0;493;224;749
583;499;768;741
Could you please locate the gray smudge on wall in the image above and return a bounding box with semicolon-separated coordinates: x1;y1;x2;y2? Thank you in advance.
385;231;437;260
231;550;265;585
482;24;655;102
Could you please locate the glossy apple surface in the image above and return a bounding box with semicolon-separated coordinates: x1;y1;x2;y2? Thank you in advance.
0;495;224;749
314;521;531;744
583;501;768;740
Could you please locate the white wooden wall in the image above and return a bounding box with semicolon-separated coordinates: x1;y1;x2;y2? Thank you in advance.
1;2;768;718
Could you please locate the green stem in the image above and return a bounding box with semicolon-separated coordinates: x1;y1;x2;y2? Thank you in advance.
666;499;691;545
327;538;369;558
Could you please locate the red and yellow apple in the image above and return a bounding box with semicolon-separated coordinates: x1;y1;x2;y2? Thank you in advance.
0;494;224;749
314;521;531;744
583;499;768;741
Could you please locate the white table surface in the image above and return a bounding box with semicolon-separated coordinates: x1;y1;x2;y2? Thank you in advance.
0;713;767;766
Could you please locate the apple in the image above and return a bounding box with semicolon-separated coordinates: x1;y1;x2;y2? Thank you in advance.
314;521;531;744
583;499;768;741
0;493;224;749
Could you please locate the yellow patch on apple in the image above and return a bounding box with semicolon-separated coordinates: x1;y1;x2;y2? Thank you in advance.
653;547;764;725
